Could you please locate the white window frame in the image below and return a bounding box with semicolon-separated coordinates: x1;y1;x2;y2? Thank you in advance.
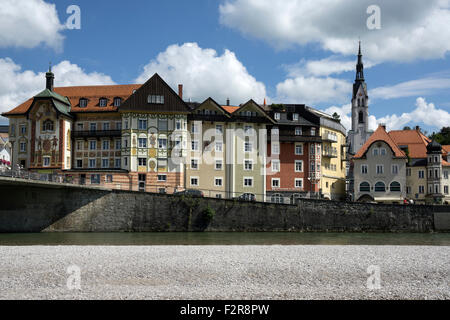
376;164;384;175
215;159;223;171
295;178;303;189
244;141;253;153
190;158;199;170
392;164;399;175
215;141;223;152
244;159;253;171
271;142;280;155
214;177;223;187
272;160;280;172
157;174;167;182
243;177;253;188
295;127;302;136
43;156;51;167
89;140;96;150
274;113;280;120
191;140;199;151
272;178;280;188
361;165;368;174
102;158;109;169
295;160;303;173
190;176;199;187
88;159;96;169
295;143;303;156
293;113;299;121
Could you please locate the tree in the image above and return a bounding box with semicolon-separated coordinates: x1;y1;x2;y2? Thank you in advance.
430;127;450;145
332;112;341;122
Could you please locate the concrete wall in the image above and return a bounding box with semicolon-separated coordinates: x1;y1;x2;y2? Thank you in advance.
0;177;448;233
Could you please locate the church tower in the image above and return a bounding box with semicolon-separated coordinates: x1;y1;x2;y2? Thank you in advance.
348;42;372;155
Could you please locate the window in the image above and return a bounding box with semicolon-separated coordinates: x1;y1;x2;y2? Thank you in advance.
445;186;449;195
406;168;411;176
114;98;121;107
102;140;110;150
138;138;147;148
191;140;199;151
106;175;113;183
271;142;280;155
158;119;168;131
392;165;399;175
271;194;284;204
175;120;182;131
43;157;50;167
295;127;302;136
244;141;253;153
360;182;370;192
435;184;440;194
191;159;199;170
244;125;253;135
103;122;110;131
158;138;167;149
124;139;128;148
138;158;147;167
358;111;364;123
43;120;54;132
406;186;411;194
311;128;316;136
272;178;280;188
138;119;147;130
91;175;100;185
443;170;448;179
215;141;223;152
419;170;425;179
215;160;223;171
274;113;281;120
89;159;96;168
375;182;386;192
102;159;109;168
216;125;223;135
191;123;199;134
215;178;223;187
292;113;299;121
376;165;383;175
90;123;97;132
99;98;107;107
390;181;401;192
124;157;128;167
295;179;303;189
373;148;379;156
20;142;26;152
158;175;167;182
89;141;96;150
380;148;386;156
419;186;425;194
124;120;129;130
190;177;199;186
272;160;280;172
147;95;165;104
115;158;121;168
272;127;279;135
295;144;303;155
361;165;368;174
244;177;253;187
115;140;121;150
295;160;303;172
76;159;83;168
77;123;83;131
244;160;253;171
79;99;88;108
158;159;167;171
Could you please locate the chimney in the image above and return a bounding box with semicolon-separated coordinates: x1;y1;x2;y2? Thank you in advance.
226;98;230;106
416;126;420;131
46;63;54;91
379;123;386;130
178;84;183;100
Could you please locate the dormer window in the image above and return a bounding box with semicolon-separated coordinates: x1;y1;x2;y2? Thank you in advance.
43;120;54;132
113;97;122;107
292;113;299;121
148;95;164;104
274;113;281;120
99;98;108;107
79;98;88;108
241;111;257;117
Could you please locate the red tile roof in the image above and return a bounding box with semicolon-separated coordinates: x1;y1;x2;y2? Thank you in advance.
354;125;407;159
3;84;142;116
389;129;431;159
221;106;240;114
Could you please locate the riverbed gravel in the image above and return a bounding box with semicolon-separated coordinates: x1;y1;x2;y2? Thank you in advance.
0;246;448;300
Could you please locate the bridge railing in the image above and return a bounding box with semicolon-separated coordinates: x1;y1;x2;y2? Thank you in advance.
0;168;323;205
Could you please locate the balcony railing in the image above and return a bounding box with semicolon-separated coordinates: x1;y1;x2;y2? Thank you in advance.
73;130;122;138
322;133;338;143
323;149;338;158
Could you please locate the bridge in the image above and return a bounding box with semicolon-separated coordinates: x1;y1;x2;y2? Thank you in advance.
0;176;448;233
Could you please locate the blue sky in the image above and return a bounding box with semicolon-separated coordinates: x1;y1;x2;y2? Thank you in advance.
0;0;449;134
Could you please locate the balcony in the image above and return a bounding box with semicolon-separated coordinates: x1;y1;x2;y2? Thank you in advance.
323;149;338;158
73;130;122;139
322;133;338;143
268;135;322;143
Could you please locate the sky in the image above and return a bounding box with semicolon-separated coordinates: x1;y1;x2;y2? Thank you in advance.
0;0;449;134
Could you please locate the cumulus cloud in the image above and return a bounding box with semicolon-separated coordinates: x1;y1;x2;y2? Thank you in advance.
0;0;65;50
220;0;450;62
276;76;352;104
135;42;267;105
0;58;115;122
322;97;450;132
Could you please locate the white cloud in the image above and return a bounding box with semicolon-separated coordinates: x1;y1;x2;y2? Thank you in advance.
0;58;115;122
285;56;376;78
322;97;450;132
135;42;266;105
0;0;65;50
220;0;450;63
276;76;352;104
371;76;450;100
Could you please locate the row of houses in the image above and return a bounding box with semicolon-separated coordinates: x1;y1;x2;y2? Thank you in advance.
2;70;347;203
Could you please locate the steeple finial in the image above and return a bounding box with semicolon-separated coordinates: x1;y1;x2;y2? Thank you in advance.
46;62;55;91
49;61;52;73
355;41;364;81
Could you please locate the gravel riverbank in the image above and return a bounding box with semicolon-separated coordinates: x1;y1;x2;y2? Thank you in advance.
0;246;448;300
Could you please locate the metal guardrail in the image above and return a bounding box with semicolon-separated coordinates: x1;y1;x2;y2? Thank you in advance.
0;168;324;205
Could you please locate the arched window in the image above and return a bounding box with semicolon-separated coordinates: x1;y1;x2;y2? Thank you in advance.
79;98;88;108
390;181;401;192
358;111;364;123
360;182;370;192
375;182;386;192
43;120;54;132
271;194;284;204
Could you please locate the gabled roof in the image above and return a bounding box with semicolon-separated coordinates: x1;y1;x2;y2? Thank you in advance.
194;97;231;116
235;99;276;123
120;73;191;113
354;125;407;159
389;129;431;159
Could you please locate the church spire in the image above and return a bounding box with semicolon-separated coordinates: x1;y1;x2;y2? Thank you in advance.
356;41;364;81
46;62;54;91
